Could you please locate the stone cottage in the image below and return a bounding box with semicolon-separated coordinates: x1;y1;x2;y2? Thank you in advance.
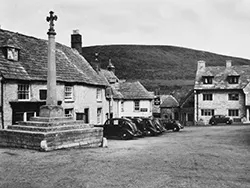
0;29;109;129
194;60;250;125
70;31;154;119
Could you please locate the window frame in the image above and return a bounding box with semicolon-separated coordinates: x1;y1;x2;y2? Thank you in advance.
203;93;213;101
202;76;213;84
228;109;239;117
96;88;102;102
17;84;30;101
39;89;47;101
201;109;214;116
134;100;140;111
228;93;239;101
65;108;73;117
97;108;102;124
64;85;73;101
228;76;239;84
121;101;124;112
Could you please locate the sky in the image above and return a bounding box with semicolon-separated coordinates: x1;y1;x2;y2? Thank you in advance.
1;0;250;59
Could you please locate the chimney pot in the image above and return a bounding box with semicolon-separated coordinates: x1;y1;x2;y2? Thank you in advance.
197;60;206;70
226;60;232;68
73;29;80;34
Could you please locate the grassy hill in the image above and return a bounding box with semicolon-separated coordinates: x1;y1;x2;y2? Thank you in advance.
82;45;250;99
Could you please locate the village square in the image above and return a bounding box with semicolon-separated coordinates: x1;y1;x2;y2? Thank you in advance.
0;2;250;188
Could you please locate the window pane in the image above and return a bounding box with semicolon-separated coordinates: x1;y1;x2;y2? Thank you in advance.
65;86;73;100
134;100;140;111
18;84;30;100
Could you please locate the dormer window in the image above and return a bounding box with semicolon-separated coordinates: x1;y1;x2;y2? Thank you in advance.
203;76;213;84
228;76;239;84
7;48;19;61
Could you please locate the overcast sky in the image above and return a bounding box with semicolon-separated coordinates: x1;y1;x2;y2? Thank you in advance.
1;0;250;59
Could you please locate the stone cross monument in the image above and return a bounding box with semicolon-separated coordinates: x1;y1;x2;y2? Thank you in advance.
39;11;64;118
0;11;104;151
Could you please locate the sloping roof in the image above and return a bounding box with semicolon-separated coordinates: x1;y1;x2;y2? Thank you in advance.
99;69;119;84
0;29;107;86
110;85;123;99
119;81;154;100
160;95;179;108
195;64;250;90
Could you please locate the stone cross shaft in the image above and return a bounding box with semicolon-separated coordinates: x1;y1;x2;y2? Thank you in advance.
46;11;58;106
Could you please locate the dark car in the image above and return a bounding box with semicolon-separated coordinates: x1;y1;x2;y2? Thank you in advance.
103;118;141;140
141;118;162;136
159;119;182;132
129;117;149;136
209;115;232;125
152;118;166;133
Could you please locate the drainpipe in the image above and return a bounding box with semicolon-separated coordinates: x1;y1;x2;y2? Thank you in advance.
1;77;4;129
195;90;199;124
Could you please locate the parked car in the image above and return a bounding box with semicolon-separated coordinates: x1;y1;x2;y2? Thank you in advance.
141;118;163;136
129;117;149;136
159;119;183;132
103;118;142;140
209;115;232;125
152;118;166;133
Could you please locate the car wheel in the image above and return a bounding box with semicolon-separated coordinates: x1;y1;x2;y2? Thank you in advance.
173;127;180;132
211;121;216;125
226;120;232;125
120;131;131;140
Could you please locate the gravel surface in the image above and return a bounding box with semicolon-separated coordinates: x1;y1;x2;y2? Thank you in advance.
0;125;249;188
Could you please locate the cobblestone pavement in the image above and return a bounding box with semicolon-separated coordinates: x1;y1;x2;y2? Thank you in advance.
0;125;249;188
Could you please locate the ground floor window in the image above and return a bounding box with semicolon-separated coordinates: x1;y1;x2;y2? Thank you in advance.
201;109;214;116
76;109;89;123
228;109;239;116
97;108;102;124
76;113;84;120
65;108;73;117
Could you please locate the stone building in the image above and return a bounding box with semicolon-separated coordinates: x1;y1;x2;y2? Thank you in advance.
0;29;109;129
100;65;154;119
159;95;179;120
71;31;154;119
194;60;250;125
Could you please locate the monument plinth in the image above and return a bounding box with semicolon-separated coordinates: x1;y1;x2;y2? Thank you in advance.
0;11;103;151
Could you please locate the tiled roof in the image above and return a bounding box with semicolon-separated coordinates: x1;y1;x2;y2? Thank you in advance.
99;69;119;84
119;81;154;100
195;64;250;90
160;95;179;108
0;29;107;86
110;85;123;99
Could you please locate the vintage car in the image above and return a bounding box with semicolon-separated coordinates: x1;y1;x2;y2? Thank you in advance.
103;118;142;140
152;118;166;133
141;118;163;136
159;119;183;132
209;115;233;125
129;117;149;136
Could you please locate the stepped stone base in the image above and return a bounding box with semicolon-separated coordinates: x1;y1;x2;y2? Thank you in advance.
0;117;103;151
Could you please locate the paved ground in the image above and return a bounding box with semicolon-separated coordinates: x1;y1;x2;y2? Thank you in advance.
0;125;249;188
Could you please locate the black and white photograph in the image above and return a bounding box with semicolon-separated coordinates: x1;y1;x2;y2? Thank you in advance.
0;0;249;187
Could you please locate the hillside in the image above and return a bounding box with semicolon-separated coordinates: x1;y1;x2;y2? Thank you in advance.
82;45;250;98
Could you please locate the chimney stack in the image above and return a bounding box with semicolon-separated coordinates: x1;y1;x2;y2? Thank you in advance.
71;29;82;54
197;60;206;70
226;60;232;68
107;59;115;74
93;53;100;72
